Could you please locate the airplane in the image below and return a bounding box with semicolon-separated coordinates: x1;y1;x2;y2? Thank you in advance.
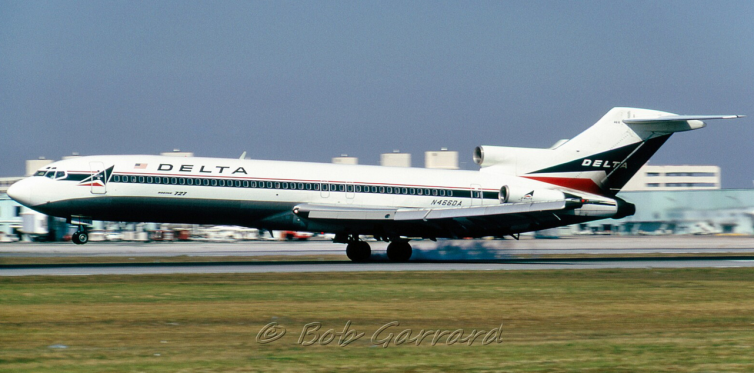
8;107;744;262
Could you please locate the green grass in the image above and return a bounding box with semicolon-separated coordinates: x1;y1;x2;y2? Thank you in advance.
1;269;754;372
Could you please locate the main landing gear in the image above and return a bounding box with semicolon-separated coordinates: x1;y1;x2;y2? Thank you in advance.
340;234;413;262
345;241;371;262
386;241;412;262
71;227;89;245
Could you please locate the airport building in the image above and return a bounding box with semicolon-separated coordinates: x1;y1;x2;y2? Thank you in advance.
332;155;358;165
621;165;720;191
380;151;411;167
1;152;752;239
425;148;459;169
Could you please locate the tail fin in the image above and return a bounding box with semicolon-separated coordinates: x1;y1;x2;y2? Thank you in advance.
475;107;743;196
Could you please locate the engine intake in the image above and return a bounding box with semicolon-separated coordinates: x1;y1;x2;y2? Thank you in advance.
498;185;565;204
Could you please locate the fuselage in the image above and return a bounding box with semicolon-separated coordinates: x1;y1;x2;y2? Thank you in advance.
8;154;618;238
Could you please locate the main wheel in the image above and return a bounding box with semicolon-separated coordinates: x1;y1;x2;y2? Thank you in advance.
346;241;371;262
74;231;89;245
386;241;412;262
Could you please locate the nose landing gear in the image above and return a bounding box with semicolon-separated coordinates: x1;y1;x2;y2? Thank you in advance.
71;228;89;245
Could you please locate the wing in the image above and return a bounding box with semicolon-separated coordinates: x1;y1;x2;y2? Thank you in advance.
292;199;586;238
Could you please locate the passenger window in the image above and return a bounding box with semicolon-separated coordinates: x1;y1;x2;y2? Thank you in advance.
371;186;377;193
211;179;218;186
147;176;153;183
266;181;273;188
162;177;169;184
298;183;304;190
242;180;248;187
402;188;408;194
180;178;186;185
448;190;453;197
138;176;145;183
171;177;178;185
131;176;137;183
410;188;415;195
432;189;438;196
417;189;423;195
439;190;445;196
379;186;385;193
218;179;225;187
424;189;430;195
313;183;320;191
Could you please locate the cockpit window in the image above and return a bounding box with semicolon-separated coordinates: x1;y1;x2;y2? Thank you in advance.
34;170;46;176
54;170;67;179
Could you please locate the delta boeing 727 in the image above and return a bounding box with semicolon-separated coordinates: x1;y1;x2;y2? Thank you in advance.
8;108;743;261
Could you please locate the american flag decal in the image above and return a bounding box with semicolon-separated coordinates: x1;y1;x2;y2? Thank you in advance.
134;163;148;169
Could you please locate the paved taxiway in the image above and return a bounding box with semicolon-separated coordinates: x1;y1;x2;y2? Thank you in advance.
2;236;754;276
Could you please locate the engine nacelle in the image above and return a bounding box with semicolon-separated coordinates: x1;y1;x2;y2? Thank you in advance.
498;185;566;204
474;145;516;168
474;145;560;172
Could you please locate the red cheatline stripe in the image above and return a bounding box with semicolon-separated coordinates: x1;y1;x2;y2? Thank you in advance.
522;176;604;195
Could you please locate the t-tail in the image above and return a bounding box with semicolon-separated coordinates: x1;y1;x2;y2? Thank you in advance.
474;107;744;196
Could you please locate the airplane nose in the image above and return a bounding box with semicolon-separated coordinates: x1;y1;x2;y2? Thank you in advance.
7;178;34;207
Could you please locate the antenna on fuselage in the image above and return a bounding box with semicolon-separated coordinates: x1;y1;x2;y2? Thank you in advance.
239;151;247;160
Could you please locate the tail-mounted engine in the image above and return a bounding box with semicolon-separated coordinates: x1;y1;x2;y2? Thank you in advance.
498;185;566;204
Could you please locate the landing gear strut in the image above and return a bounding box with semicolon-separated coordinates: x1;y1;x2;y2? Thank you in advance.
71;227;89;245
386;241;412;262
346;241;371;262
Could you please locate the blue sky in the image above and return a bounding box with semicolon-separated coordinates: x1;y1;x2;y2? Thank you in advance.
1;1;752;186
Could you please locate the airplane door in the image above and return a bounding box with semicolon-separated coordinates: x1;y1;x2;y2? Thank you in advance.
90;161;107;194
470;184;482;207
320;181;330;199
346;182;355;204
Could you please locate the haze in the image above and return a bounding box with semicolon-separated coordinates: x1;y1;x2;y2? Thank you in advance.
1;1;752;186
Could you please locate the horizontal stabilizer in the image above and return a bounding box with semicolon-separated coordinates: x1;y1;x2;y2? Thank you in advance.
623;114;744;124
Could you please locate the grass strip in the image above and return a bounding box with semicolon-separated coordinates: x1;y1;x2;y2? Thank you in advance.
1;268;753;372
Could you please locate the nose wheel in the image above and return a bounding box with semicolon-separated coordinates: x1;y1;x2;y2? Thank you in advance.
71;229;89;245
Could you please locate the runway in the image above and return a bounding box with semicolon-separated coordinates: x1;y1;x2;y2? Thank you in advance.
2;236;754;276
3;256;754;276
